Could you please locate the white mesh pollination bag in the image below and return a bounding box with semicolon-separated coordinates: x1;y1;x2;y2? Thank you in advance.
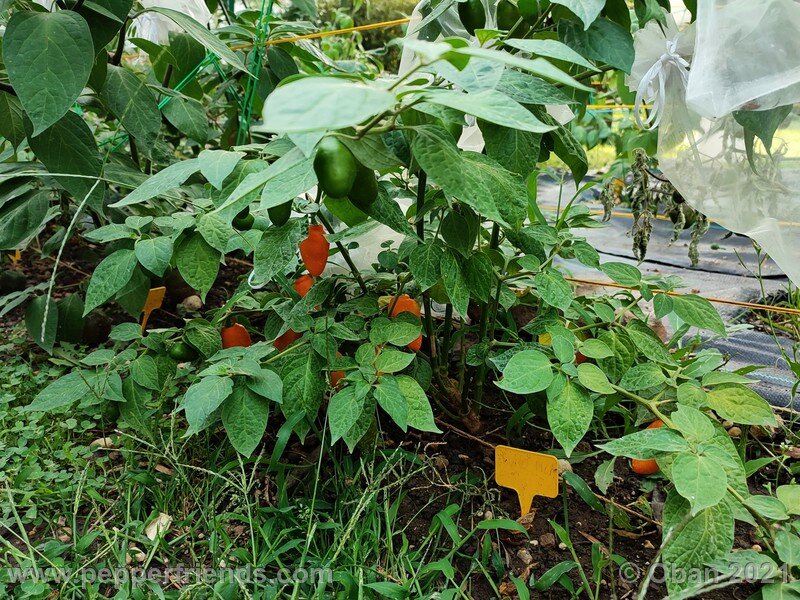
629;7;800;285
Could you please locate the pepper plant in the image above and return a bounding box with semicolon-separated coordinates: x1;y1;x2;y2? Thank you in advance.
1;1;796;598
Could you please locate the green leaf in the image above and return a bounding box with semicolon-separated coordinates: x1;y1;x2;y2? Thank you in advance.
594;458;616;495
551;0;604;28
77;0;131;50
25;370;99;412
411;125;527;228
144;8;249;73
374;376;408;431
579;338;613;359
253;220;303;285
134;236;173;277
463;252;494;303
281;352;326;421
600;262;641;286
743;496;789;522
396;375;440;432
559;18;634;72
370;316;421;347
375;349;415;374
4;11;94;135
595;331;634;383
110;159;201;207
56;294;85;344
83;249;137;314
481;120;541;178
454;46;593;91
130;355;160;390
775;530;800;566
25;295;58;353
619;363;665;391
259;154;316;210
733;105;793;162
706;384;777;427
576;363;614;394
262;77;396;133
0;191;50;250
27;110;104;208
496;350;554;394
222;385;269;457
120;379;153;436
184;318;222;358
176;233;220;301
162;95;209;143
328;385;369;444
504;39;597;70
183;376;234;435
625;320;676;365
245;368;283;403
199;150;245;190
102;65;161;151
496;70;576;106
777;485;800;516
422;89;555;133
0;91;27;148
670;405;714;444
672;453;727;514
662;491;734;596
409;242;444;291
196;213;234;253
340;134;402;171
441;250;470;317
534;269;573;311
598;428;690;459
547;377;593;456
670;294;726;336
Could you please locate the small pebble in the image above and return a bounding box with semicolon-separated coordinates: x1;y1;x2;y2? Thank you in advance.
751;544;762;552
484;510;493;520
722;420;734;429
433;455;449;470
540;533;556;548
557;459;573;475
516;549;533;565
643;540;654;550
728;426;742;438
181;295;203;310
558;542;567;550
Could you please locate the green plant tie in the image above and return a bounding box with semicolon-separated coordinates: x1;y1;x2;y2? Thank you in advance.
104;52;220;152
237;0;274;145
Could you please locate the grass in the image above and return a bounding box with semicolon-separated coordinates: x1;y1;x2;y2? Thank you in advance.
0;324;514;598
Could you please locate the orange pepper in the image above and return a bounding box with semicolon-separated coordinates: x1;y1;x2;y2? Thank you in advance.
299;224;329;277
273;329;301;351
293;274;314;298
630;420;665;476
221;322;252;349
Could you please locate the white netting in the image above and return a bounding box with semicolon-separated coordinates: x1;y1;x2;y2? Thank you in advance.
686;0;800;119
629;12;800;285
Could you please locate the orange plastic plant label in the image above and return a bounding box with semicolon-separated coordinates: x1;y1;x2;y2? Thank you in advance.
495;445;559;517
9;250;21;265
140;287;166;333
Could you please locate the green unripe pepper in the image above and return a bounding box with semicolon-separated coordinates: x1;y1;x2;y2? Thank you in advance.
313;137;357;199
458;0;486;35
348;162;379;210
268;201;292;226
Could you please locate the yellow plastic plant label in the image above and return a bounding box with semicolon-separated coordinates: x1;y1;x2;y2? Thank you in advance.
495;445;559;517
9;250;21;265
140;287;166;333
